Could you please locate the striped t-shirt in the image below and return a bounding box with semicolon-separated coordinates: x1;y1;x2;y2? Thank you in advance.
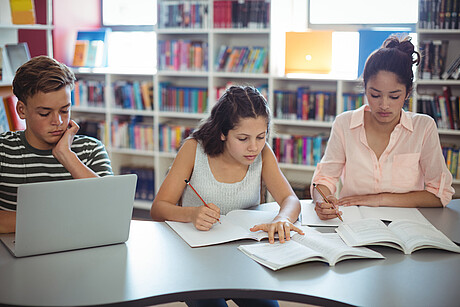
0;131;113;211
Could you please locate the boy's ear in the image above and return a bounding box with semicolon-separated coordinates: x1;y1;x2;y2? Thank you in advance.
221;133;226;141
16;101;27;119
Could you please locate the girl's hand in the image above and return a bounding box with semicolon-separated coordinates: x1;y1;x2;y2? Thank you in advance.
191;203;220;231
250;217;304;244
314;195;343;220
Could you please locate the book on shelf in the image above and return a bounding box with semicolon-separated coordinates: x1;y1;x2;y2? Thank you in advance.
166;209;300;248
9;0;36;24
72;30;110;68
301;200;430;227
418;0;460;29
72;40;89;67
5;42;31;74
442;145;460;179
2;95;25;131
417;90;460;130
120;166;154;201
442;52;460;80
238;231;384;270
159;123;194;153
158;39;208;72
158;82;208;113
157;1;208;29
214;45;268;73
85;40;105;68
273;88;336;121
418;40;449;80
111;117;154;152
213;0;270;29
336;218;460;254
272;134;327;166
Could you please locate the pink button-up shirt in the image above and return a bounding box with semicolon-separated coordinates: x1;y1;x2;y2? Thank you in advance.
312;105;454;206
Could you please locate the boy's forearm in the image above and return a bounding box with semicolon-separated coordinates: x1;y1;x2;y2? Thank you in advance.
0;211;16;233
54;151;98;179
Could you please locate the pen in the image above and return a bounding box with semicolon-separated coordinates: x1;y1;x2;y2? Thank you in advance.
184;179;221;223
313;183;343;222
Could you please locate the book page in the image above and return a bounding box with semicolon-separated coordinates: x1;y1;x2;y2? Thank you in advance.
359;207;430;224
166;210;283;248
301;200;362;226
388;220;460;254
165;215;254;248
336;218;405;251
238;240;324;270
292;232;384;266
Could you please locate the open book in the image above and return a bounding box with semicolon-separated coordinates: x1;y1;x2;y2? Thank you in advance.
238;232;384;270
336;218;460;255
301;200;430;226
166;210;299;248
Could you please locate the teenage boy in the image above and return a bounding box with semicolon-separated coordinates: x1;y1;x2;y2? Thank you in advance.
0;56;113;233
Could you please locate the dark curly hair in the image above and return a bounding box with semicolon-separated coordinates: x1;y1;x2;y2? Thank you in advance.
191;85;270;156
13;55;76;104
363;34;421;95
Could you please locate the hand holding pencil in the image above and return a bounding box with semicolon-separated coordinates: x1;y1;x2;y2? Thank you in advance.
313;183;343;222
185;180;221;228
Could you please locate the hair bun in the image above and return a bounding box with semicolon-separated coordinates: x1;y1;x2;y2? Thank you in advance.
382;34;420;66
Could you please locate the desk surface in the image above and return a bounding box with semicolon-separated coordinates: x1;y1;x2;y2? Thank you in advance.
1;201;460;307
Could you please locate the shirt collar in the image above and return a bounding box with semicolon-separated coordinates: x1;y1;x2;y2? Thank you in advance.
349;105;414;132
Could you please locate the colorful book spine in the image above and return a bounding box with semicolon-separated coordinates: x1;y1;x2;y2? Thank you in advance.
158;123;194;153
215;45;268;73
213;0;270;29
272;134;328;166
158;39;208;72
158;1;209;29
417;90;460;130
111;117;154;152
273;88;337;122
159;83;208;113
112;80;154;111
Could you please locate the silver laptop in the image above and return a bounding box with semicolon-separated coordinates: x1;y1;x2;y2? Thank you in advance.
0;174;137;257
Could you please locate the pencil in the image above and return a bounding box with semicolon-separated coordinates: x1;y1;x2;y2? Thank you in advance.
184;179;221;223
313;183;343;222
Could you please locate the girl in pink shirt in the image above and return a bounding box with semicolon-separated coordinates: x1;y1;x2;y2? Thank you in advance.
312;35;455;220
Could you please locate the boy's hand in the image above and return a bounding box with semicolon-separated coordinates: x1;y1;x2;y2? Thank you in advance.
52;120;79;162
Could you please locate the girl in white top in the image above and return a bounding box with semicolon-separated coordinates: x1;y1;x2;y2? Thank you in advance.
151;85;303;244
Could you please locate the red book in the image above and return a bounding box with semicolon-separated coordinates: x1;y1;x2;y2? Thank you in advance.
3;95;26;131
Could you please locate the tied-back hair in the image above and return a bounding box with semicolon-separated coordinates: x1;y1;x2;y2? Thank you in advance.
363;34;421;95
13;55;76;104
191;85;270;156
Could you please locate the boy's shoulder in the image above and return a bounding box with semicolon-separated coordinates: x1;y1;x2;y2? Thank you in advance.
72;134;104;145
0;131;22;144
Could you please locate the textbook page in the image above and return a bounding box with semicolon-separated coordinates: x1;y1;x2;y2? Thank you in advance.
336;218;460;254
359;207;430;224
166;210;291;248
238;232;384;270
301;200;429;226
388;219;460;254
301;200;362;226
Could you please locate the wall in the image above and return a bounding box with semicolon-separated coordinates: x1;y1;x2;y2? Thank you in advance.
53;0;101;66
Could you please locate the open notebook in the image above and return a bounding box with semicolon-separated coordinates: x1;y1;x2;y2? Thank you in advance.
0;174;137;257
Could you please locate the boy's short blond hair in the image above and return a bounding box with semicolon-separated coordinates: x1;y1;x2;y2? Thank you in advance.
12;55;76;104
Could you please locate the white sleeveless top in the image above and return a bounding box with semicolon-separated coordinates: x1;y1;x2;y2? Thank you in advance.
181;142;262;215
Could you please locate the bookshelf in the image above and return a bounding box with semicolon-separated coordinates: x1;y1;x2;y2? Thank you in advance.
0;0;54;86
72;0;460;207
416;0;460;192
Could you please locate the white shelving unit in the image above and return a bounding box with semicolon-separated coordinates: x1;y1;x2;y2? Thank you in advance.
415;28;460;192
72;0;460;207
0;0;54;86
